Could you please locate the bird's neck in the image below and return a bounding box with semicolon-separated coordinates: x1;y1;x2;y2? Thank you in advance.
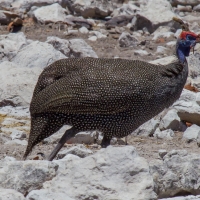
177;48;187;64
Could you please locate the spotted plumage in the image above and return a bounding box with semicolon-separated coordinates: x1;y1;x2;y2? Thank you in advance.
24;23;200;160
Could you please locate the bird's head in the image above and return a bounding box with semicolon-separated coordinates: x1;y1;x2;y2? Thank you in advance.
173;17;200;63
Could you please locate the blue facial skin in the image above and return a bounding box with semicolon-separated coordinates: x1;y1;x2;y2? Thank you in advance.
177;34;196;63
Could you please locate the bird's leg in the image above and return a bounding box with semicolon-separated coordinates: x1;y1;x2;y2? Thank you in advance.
101;135;111;148
48;127;78;161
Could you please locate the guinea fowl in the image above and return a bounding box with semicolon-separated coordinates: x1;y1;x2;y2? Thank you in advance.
24;18;200;161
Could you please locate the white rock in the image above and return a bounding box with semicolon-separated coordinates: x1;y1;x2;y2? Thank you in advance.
3;156;16;161
5;139;27;146
0;160;58;194
134;49;149;56
12;41;66;69
46;36;70;56
89;31;107;39
154;128;174;139
194;4;200;12
64;29;78;36
174;29;182;39
27;146;157;200
0;188;25;200
10;130;26;140
132;118;159;136
88;36;97;41
150;150;200;198
69;39;98;58
159;109;181;131
173;89;200;126
166;41;176;47
156;46;168;54
33;3;68;23
158;149;168;159
79;26;89;34
161;195;200;200
0;61;42;106
0;32;27;62
57;145;93;159
26;190;74;200
119;32;139;47
183;124;200;142
135;0;176;33
150;56;177;65
66;0;113;18
169;0;200;7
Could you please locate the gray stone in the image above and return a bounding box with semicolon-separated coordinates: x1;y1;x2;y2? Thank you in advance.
119;32;139;47
154;128;174;139
150;56;177;65
158;149;168;159
0;160;58;194
159;109;181;131
79;26;89;34
5;139;27;146
132;118;159;136
64;29;78;36
150;150;200;198
152;26;174;41
12;41;66;69
156;46;168;54
28;146;157;200
169;0;200;7
66;0;113;18
134;50;149;56
0;61;42;106
134;0;176;33
160;196;200;200
26;190;74;200
0;32;27;62
10;130;26;140
57;145;93;159
183;124;200;142
173;89;200;126
193;4;200;12
69;39;98;58
88;36;97;41
33;3;68;24
89;31;107;39
0;188;25;200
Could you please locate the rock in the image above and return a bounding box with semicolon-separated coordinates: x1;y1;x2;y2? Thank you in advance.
79;26;89;34
134;49;149;56
4;139;27;146
152;26;174;41
134;0;176;33
177;5;192;12
159;109;182;131
64;29;78;36
3;156;16;161
0;160;58;194
158;149;168;159
57;145;93;159
66;0;113;18
193;4;200;12
173;89;200;126
26;190;74;200
0;11;11;25
161;196;200;200
132;118;159;136
105;15;134;28
89;31;107;39
118;32;139;47
111;3;140;17
153;128;174;139
65;16;94;29
68;131;98;144
156;46;168;54
149;56;177;65
0;32;27;62
166;41;176;47
0;61;42;106
33;3;69;24
11;41;66;69
4;0;64;15
68;39;98;58
10;130;26;140
150;150;200;198
27;146;157;200
183;124;200;142
88;36;97;41
0;188;25;200
46;36;70;56
169;0;200;7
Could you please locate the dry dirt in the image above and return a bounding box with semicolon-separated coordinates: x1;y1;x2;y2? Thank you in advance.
0;20;200;162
